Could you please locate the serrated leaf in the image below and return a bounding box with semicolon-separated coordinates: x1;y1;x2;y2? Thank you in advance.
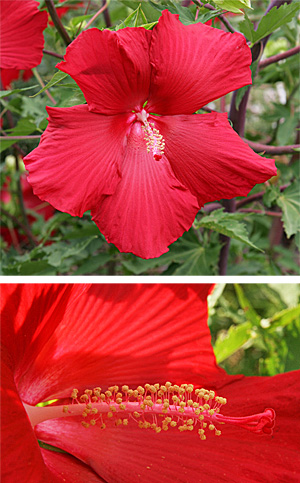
263;185;280;207
214;0;252;14
197;209;263;251
277;182;300;238
45;237;97;267
31;71;68;97
214;321;252;363
240;3;300;45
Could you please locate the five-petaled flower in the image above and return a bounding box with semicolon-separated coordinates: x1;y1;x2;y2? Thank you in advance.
24;11;276;259
0;0;48;89
1;284;299;482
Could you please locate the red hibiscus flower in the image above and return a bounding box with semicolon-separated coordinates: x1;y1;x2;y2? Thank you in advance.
24;11;276;259
0;0;47;88
1;283;299;482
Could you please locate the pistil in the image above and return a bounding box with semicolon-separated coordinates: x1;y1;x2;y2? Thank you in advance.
136;109;165;161
23;382;275;440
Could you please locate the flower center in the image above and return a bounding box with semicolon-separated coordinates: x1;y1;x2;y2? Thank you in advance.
136;109;165;161
24;382;275;441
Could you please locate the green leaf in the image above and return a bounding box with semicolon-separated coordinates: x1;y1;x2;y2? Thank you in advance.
277;182;300;238
45;237;97;267
73;253;112;275
0;118;37;152
148;0;221;25
214;321;253;363
268;304;300;331
117;4;147;28
196;209;263;251
0;85;39;98
263;184;280;207
234;284;261;326
239;3;300;45
31;71;68;97
38;441;68;454
214;0;252;14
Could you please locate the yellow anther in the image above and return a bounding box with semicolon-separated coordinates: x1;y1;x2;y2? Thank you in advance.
209;424;215;431
156;427;162;433
107;412;113;418
101;423;106;430
170;421;177;427
119;404;126;410
71;389;78;399
179;401;186;408
194;409;200;416
203;394;210;401
160;386;167;392
86;403;92;410
138;421;143;429
84;389;92;397
116;392;123;399
198;429;205;435
203;423;207;428
162;425;168;431
108;386;115;393
156;399;162;405
203;404;210;410
63;406;69;413
115;419;122;426
187;425;193;431
162;408;168;414
91;396;98;403
215;430;221;436
209;409;215;416
187;400;193;407
122;385;129;392
100;393;106;401
123;419;128;426
165;417;172;423
178;388;185;396
165;382;172;388
90;419;96;426
109;405;116;412
187;419;193;426
193;402;199;408
199;415;204;421
133;411;141;418
114;386;119;392
91;408;98;415
127;390;133;397
150;385;157;393
179;408;185;413
105;391;112;398
174;385;179;392
133;390;138;398
187;385;194;393
116;398;123;404
154;383;160;390
93;387;101;394
80;394;89;403
209;391;215;399
144;384;150;390
137;386;145;395
81;421;89;428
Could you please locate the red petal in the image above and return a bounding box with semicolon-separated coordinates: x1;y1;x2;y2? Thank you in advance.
41;449;106;482
24;106;131;217
36;370;300;483
155;112;276;205
92;121;199;258
1;356;49;482
0;0;47;70
147;10;252;115
57;28;152;114
1;284;225;404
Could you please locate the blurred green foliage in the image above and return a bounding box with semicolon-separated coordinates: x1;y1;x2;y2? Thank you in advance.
208;283;300;376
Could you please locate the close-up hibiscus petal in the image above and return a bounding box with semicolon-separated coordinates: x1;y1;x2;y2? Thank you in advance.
24;10;277;259
0;0;48;74
1;284;299;482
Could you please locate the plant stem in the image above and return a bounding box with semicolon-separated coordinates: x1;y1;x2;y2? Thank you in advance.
84;1;110;29
238;208;282;217
45;0;72;46
194;1;237;33
1;135;41;140
1;207;38;247
43;49;64;60
32;68;56;105
236;184;289;209
243;139;300;154
259;45;300;69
